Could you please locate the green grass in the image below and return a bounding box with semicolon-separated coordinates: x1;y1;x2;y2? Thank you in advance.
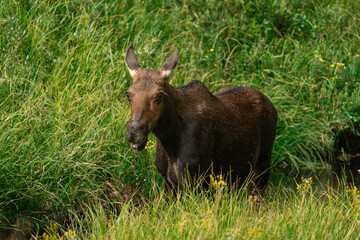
0;0;359;238
44;182;360;240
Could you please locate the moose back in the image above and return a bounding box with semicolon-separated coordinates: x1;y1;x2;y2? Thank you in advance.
125;45;277;195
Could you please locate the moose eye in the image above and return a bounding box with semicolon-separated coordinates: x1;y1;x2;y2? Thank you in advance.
125;91;130;101
155;92;165;102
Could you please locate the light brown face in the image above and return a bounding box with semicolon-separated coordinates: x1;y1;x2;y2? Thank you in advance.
125;70;166;151
124;45;178;151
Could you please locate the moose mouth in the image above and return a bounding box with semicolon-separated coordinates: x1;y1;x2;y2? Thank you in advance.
132;136;148;151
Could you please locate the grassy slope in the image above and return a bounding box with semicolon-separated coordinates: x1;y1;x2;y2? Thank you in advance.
0;0;359;238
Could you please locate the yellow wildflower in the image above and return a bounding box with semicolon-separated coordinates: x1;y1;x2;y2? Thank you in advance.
210;174;227;190
248;195;258;203
42;233;50;240
64;230;76;237
320;58;325;62
331;64;335;68
209;48;214;52
346;186;360;212
297;177;312;192
214;63;218;67
50;223;59;231
145;140;156;150
245;227;262;238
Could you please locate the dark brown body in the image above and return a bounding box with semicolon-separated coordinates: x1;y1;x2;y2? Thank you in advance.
153;81;277;194
125;45;277;195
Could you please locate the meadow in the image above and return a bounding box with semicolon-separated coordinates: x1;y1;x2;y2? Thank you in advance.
0;0;359;239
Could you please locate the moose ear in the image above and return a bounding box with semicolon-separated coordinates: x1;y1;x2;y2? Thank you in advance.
160;48;178;79
125;45;142;78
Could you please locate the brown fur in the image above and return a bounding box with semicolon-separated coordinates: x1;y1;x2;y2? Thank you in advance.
125;46;277;196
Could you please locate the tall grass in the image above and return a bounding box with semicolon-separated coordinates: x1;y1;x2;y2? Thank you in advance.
0;0;359;237
45;181;360;240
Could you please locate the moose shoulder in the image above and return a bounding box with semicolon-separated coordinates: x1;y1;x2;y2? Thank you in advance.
125;45;277;196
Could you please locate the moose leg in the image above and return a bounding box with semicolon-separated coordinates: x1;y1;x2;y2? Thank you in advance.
253;168;270;197
166;159;187;194
253;146;272;197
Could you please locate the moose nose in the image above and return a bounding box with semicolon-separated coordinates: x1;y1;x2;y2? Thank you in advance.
126;121;147;142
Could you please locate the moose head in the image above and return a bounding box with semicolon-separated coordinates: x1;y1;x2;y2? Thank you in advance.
125;45;178;151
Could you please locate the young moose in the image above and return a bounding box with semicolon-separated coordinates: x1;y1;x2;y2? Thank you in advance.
125;45;277;196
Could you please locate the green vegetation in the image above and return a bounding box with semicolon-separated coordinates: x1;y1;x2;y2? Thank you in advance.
0;0;359;238
42;180;360;239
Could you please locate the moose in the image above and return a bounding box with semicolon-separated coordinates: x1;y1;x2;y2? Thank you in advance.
125;45;277;196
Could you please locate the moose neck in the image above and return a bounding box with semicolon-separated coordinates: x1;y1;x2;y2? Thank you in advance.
152;85;189;156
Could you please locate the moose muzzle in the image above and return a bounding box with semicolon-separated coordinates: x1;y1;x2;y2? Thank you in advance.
126;120;148;151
